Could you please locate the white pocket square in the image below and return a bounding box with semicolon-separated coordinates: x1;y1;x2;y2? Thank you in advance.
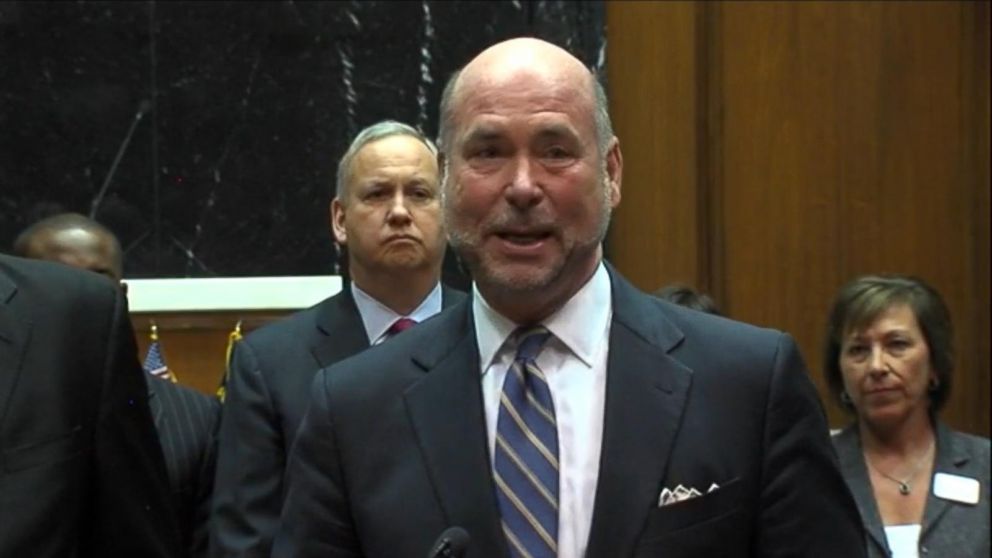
658;483;720;507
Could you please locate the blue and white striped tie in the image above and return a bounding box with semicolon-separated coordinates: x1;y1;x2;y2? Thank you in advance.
494;326;558;558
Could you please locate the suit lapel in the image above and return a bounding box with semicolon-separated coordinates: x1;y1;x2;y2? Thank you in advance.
585;269;693;558
834;426;889;553
311;290;370;368
310;285;463;368
403;302;509;556
400;273;695;556
439;285;466;309
0;272;30;427
922;422;971;539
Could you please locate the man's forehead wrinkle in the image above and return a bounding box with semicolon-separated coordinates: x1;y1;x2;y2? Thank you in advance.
458;85;587;128
468;70;591;117
358;154;434;171
464;91;577;114
358;170;434;183
465;118;577;136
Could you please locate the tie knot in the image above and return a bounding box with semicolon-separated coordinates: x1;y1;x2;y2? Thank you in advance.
514;326;551;362
388;317;418;335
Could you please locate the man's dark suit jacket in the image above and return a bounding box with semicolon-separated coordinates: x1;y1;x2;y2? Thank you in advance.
273;267;866;558
210;285;465;557
0;254;180;557
149;376;221;558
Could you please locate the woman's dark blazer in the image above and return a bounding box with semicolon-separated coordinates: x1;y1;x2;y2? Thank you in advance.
833;421;990;557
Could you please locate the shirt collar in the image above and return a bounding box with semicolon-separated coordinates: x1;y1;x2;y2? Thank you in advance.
473;261;612;373
351;281;443;344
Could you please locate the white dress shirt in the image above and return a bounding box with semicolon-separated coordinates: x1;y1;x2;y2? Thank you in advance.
474;262;612;558
351;281;443;345
884;524;921;558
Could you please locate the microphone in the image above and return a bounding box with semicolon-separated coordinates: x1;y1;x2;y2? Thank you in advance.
427;526;470;558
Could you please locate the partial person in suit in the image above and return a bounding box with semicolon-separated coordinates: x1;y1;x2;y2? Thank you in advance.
0;254;180;557
14;213;220;558
824;274;990;557
13;211;124;285
210;120;466;557
653;284;723;316
273;37;865;558
150;374;220;558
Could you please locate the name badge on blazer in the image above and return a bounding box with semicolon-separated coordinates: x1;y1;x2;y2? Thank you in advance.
933;472;981;505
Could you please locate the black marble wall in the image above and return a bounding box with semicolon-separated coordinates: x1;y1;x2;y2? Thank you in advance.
0;0;605;281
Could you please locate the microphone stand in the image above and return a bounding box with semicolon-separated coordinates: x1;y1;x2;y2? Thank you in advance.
89;100;152;218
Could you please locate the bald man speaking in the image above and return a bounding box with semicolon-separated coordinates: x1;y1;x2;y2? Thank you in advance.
274;38;866;558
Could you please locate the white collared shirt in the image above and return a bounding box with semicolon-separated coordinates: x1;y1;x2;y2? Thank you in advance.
474;262;612;558
884;524;922;558
351;281;443;345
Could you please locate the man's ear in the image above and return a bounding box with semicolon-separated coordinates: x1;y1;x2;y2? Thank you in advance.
331;198;347;245
605;137;623;208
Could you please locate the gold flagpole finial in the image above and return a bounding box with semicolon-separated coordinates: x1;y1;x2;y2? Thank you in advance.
150;321;159;341
218;320;245;403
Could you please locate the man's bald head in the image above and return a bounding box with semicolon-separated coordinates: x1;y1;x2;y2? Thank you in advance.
13;213;124;282
462;37;591;87
437;37;613;155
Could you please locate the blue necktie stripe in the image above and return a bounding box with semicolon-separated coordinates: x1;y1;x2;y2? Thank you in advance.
495;326;558;558
496;485;556;555
498;386;558;482
499;387;558;469
501;525;533;558
495;436;558;508
496;456;558;527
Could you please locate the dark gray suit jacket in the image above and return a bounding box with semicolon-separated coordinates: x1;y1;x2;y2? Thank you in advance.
210;285;465;557
149;377;221;558
0;255;180;557
273;267;865;558
833;421;991;557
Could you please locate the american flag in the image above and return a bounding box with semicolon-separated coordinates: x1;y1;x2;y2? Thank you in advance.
143;326;177;383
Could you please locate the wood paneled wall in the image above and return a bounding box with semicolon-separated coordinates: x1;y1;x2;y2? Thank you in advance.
606;1;989;435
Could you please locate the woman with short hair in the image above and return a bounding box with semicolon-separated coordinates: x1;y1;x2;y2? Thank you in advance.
824;274;989;558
